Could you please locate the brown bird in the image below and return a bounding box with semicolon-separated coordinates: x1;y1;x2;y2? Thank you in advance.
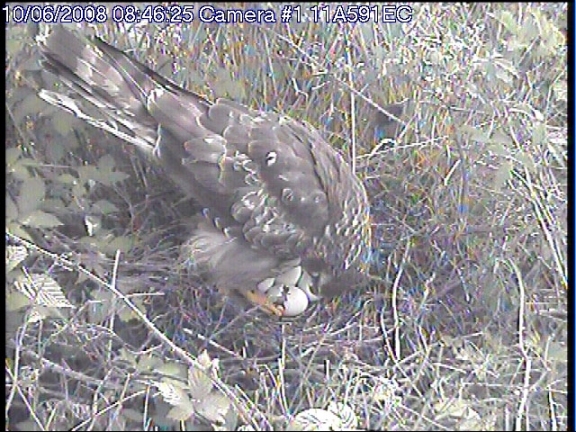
37;27;380;316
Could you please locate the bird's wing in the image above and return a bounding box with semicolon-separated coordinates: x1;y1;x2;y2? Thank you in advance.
38;27;367;266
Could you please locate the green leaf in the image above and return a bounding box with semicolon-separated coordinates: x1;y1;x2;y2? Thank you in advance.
288;408;343;431
493;160;513;191
167;404;195;423
13;93;44;123
6;245;28;273
156;380;190;407
17;177;46;215
13;273;73;308
498;10;519;35
197;350;215;370
93;199;120;215
117;297;147;322
515;149;537;173
13;420;41;432
45;140;65;162
532;122;547;146
518;13;539;45
158;363;187;379
72;181;87;199
6;222;34;242
195;393;233;428
79;156;130;186
87;288;113;324
104;171;130;184
188;367;213;399
56;173;79;184
97;154;117;172
118;347;138;367
102;236;134;254
51;110;75;136
6;147;22;166
6;37;25;57
7;290;32;311
137;354;164;372
77;165;99;182
10;158;32;181
91;287;114;302
489;130;513;147
21;210;63;228
487;142;509;158
6;195;19;220
123;408;146;423
87;300;109;324
553;80;567;102
434;398;473;418
469;128;491;144
546;341;567;363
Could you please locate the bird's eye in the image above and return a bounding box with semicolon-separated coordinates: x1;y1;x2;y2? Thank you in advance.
265;151;277;166
310;272;321;286
282;188;294;202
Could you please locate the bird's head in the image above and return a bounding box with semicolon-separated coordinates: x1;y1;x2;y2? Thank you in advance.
312;268;371;299
301;242;372;300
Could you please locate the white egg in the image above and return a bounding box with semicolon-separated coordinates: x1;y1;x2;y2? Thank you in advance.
297;272;323;302
256;277;275;293
266;285;309;317
275;266;302;286
297;270;313;289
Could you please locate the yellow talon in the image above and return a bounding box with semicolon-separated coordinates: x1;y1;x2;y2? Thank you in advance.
243;289;285;316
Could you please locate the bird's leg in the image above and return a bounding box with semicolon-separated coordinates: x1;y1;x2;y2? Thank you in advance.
243;289;285;316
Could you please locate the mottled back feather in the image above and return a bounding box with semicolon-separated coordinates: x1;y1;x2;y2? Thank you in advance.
38;27;378;297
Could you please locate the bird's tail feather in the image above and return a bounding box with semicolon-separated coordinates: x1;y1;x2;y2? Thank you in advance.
37;27;208;155
38;89;154;155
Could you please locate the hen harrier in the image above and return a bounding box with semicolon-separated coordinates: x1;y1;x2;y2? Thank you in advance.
38;27;394;316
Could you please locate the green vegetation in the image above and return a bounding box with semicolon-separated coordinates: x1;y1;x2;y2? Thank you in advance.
6;3;567;430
